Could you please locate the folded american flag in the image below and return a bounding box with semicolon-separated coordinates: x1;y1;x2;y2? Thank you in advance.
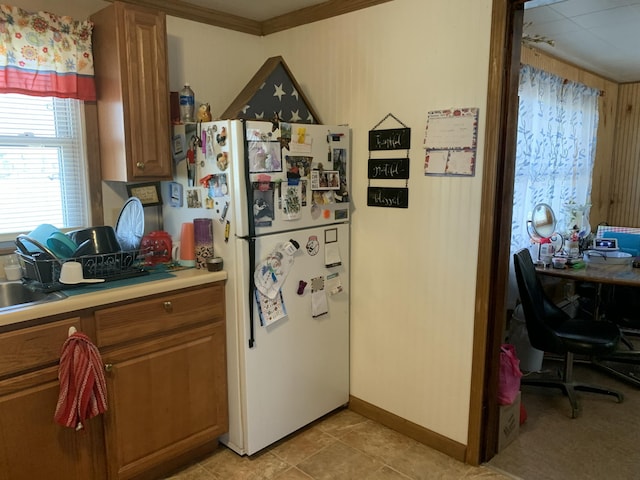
54;331;108;431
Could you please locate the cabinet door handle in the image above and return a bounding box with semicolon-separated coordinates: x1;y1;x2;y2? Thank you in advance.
136;161;145;170
163;301;173;313
104;363;113;372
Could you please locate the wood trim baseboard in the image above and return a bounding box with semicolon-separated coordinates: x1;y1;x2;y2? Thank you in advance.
348;395;467;463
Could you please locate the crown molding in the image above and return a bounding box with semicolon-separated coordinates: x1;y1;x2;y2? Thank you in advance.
108;0;393;36
108;0;262;35
262;0;393;35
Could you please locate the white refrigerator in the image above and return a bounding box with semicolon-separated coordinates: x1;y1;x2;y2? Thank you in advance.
166;120;350;455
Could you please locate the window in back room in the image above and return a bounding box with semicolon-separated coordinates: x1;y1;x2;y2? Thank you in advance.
0;93;90;242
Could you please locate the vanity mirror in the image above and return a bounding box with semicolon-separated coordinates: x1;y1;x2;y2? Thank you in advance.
527;203;563;264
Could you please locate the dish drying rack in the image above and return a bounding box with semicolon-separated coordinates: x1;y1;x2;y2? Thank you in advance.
17;249;148;292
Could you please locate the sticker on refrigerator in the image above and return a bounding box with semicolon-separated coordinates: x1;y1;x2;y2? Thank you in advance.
306;235;319;256
254;240;300;299
186;188;202;208
310;276;328;318
332;147;349;203
248;138;282;173
282;183;302;220
324;228;341;267
285;155;311;180
205;126;217;160
217;152;229;171
216;126;227;146
288;127;313;153
255;289;288;327
311;170;340;190
252;182;275;227
326;272;343;295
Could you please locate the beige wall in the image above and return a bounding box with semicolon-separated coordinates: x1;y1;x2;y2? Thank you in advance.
263;0;492;443
15;0;493;446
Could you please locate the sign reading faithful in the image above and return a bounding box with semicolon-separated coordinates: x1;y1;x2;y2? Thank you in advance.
368;128;411;151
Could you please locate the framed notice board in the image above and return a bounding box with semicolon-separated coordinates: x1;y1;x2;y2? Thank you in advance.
423;107;479;176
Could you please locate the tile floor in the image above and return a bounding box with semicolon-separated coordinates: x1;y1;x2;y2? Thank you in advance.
165;408;513;480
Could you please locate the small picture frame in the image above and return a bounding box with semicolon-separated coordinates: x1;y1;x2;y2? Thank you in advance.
127;182;162;206
311;170;340;190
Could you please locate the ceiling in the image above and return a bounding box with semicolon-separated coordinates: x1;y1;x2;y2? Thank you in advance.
523;0;640;83
123;1;640;83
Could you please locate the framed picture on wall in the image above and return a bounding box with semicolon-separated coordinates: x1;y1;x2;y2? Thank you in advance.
127;182;163;206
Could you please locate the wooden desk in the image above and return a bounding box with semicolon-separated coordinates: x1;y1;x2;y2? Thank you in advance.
536;261;640;288
537;261;640;388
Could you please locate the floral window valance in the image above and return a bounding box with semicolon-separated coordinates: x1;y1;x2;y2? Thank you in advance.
0;4;95;100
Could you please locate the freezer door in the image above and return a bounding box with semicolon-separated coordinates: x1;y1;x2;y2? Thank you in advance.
235;223;350;455
239;121;350;237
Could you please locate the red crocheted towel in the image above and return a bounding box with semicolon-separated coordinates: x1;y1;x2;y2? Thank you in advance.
54;332;108;430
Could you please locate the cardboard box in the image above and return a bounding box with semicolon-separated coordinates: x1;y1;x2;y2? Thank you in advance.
498;391;521;452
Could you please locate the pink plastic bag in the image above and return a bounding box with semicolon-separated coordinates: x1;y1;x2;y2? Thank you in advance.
498;344;522;405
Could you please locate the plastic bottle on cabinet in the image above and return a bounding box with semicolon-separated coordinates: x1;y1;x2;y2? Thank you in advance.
179;83;195;123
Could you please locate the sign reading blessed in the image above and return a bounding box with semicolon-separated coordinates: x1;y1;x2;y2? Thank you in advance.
367;187;409;208
368;158;410;179
368;128;411;151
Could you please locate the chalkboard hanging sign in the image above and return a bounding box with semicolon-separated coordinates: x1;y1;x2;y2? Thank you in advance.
367;113;411;209
368;128;411;151
368;158;410;179
367;187;409;208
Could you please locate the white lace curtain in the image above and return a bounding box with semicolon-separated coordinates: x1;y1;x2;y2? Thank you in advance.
510;64;600;256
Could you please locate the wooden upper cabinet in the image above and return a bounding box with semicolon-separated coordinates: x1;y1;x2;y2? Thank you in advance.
91;2;172;181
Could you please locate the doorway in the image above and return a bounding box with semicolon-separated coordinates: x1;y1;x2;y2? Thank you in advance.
467;0;526;465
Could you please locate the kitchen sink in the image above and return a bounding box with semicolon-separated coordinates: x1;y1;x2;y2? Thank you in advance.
0;281;67;312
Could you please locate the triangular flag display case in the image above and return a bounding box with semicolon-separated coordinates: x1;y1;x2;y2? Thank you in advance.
221;56;321;124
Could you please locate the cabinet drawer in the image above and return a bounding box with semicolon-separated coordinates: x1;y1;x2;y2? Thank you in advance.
95;283;224;348
0;317;81;377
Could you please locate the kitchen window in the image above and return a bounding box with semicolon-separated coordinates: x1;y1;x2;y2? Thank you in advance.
0;93;90;242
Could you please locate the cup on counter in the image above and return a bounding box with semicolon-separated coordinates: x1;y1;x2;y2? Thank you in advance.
177;223;196;267
193;218;213;270
3;254;22;281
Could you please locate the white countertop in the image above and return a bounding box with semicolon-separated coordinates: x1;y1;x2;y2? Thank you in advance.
0;268;227;328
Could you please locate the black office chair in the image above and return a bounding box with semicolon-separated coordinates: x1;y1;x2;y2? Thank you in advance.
513;248;624;418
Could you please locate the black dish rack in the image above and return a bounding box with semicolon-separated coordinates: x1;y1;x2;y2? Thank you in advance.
16;249;148;292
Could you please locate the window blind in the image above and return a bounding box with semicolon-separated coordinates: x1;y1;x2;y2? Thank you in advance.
0;94;89;241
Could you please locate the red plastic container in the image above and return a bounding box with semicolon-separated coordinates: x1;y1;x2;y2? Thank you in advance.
141;231;172;265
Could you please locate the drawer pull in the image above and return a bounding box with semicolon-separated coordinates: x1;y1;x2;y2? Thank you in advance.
104;363;113;372
163;301;173;313
136;161;145;170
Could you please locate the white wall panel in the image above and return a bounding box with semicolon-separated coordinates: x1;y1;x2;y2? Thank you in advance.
264;0;492;443
166;17;266;120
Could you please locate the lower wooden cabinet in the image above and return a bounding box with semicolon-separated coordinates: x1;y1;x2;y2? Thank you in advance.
0;366;104;480
0;281;227;480
102;322;227;480
97;282;227;480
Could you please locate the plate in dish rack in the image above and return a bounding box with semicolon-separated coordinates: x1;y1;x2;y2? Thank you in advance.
115;197;144;251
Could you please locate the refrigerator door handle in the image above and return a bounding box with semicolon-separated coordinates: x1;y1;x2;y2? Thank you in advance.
243;120;258;349
248;236;256;348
